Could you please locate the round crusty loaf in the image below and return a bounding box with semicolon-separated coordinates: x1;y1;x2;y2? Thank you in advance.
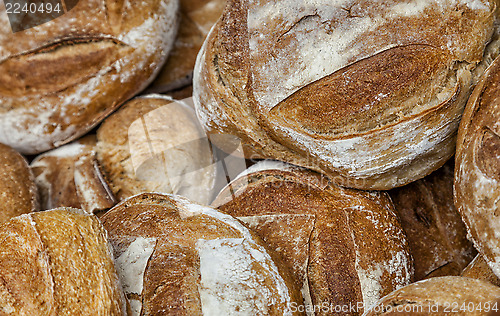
212;161;413;315
363;276;500;315
389;160;476;281
96;95;217;204
148;0;226;92
455;54;500;278
0;143;38;225
0;208;127;315
194;0;499;190
30;135;116;214
101;192;304;315
462;254;500;287
0;0;178;154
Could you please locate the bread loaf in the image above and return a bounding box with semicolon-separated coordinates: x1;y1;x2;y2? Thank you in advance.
389;160;476;280
454;54;500;277
212;161;413;315
0;0;178;154
0;143;39;225
101;192;304;315
148;0;226;92
30;135;116;213
364;276;500;315
462;255;500;287
193;0;499;189
0;208;127;315
96;95;217;204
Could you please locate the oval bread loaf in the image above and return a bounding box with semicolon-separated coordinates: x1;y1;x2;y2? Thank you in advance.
454;54;500;277
0;143;39;225
212;161;413;315
194;0;499;189
96;95;217;204
0;0;178;154
0;208;127;315
101;192;304;316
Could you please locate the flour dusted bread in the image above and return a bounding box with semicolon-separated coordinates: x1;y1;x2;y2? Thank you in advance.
30;135;116;214
0;0;178;154
194;0;499;190
101;193;303;315
0;208;127;315
364;276;500;315
96;95;216;204
212;161;413;315
0;143;38;225
148;0;226;92
389;160;476;280
455;54;500;278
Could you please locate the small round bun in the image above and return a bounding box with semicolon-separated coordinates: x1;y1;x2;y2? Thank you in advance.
101;193;304;315
0;0;178;154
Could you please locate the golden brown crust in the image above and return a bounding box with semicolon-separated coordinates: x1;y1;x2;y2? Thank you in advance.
364;276;500;316
462;255;500;287
389;160;476;281
0;0;178;154
454;54;500;277
212;163;413;315
101;193;304;315
30;135;116;213
0;209;127;315
194;0;499;190
0;143;39;225
96;95;216;204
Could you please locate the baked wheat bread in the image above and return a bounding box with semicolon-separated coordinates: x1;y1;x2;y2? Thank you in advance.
454;54;500;278
363;276;500;315
389;160;476;281
30;135;116;214
212;161;413;315
148;0;226;92
101;193;304;315
0;143;39;225
462;254;500;287
96;95;217;204
0;208;127;315
194;0;499;190
0;0;178;154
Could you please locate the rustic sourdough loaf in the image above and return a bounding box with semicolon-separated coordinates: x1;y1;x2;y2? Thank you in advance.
96;95;216;204
30;135;116;214
0;208;127;315
212;161;413;315
454;54;500;278
194;0;499;189
363;276;500;315
462;254;500;287
389;160;476;281
101;193;304;315
148;0;226;92
0;0;178;154
0;143;39;225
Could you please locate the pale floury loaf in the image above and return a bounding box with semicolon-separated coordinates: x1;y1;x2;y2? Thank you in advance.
193;0;499;189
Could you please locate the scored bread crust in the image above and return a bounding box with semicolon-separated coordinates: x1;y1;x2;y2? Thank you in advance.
0;0;178;154
101;193;304;315
0;143;39;225
0;208;127;315
454;54;500;277
211;161;413;315
194;0;499;190
96;95;217;204
30;135;116;213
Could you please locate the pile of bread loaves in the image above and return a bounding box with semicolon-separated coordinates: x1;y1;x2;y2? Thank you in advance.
1;0;500;315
